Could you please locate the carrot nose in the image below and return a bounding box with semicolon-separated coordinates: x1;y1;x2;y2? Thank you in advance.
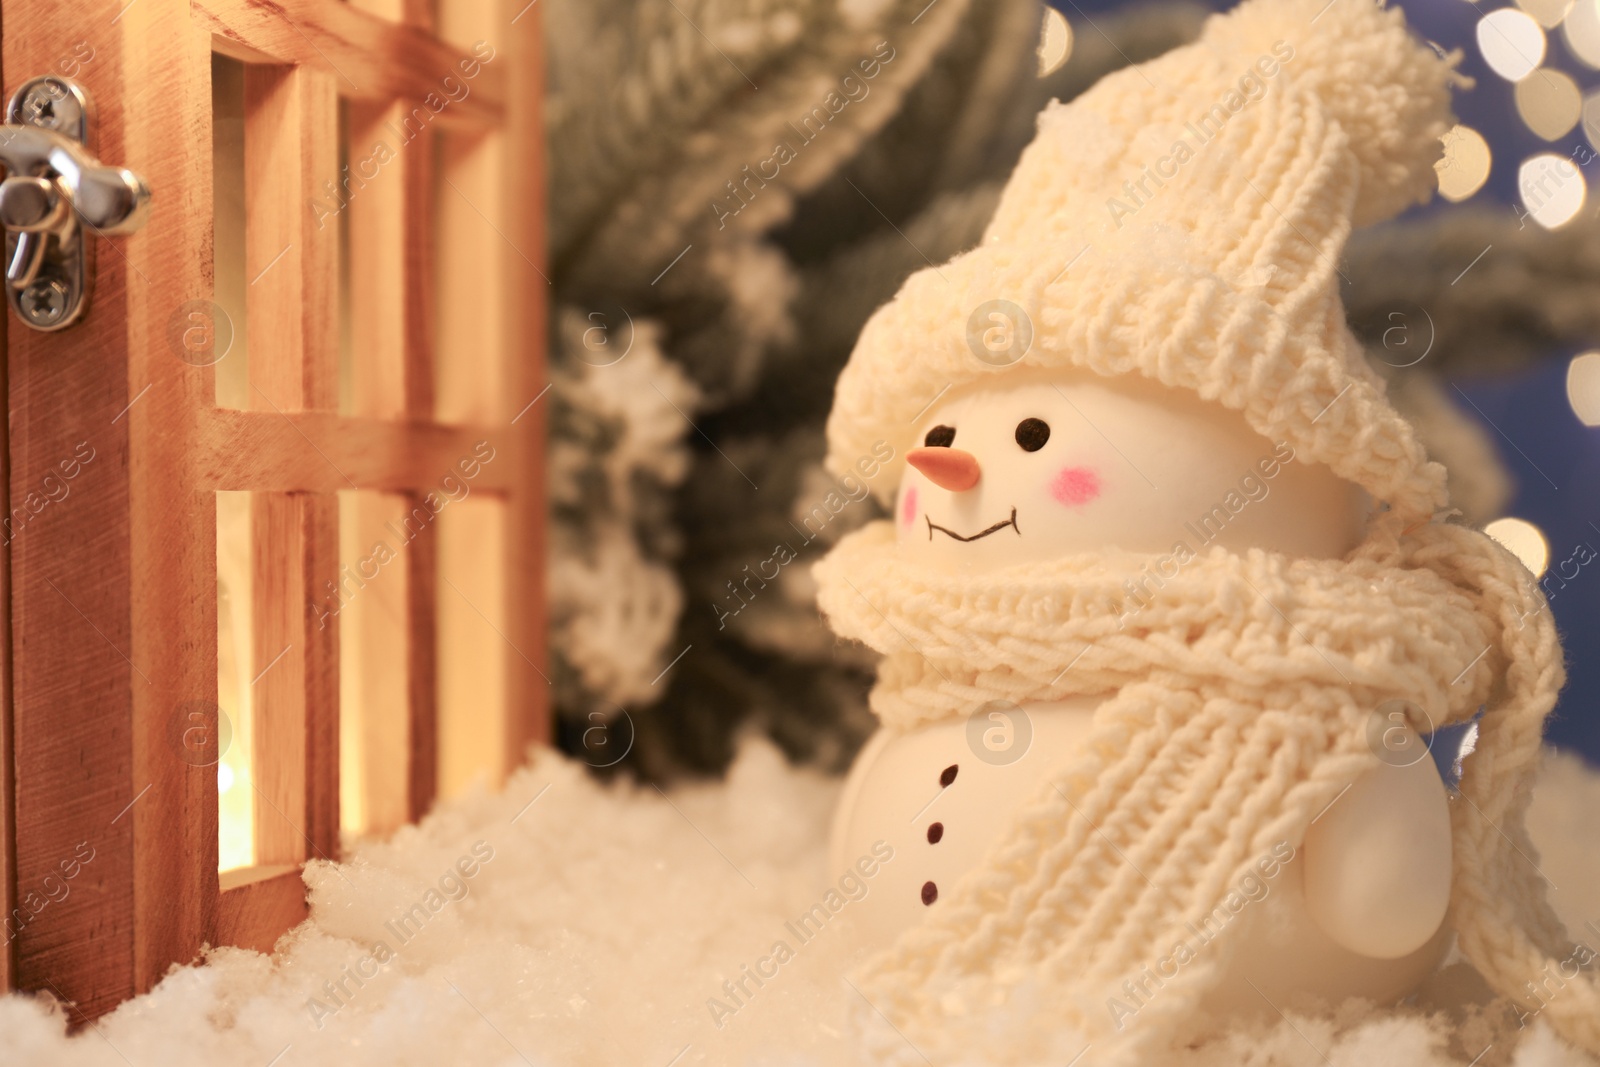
907;447;981;492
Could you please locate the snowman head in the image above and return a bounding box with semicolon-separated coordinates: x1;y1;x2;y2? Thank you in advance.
824;0;1459;536
894;367;1368;573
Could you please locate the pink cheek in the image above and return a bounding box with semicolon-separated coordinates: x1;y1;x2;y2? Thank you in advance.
1049;466;1101;507
901;485;918;527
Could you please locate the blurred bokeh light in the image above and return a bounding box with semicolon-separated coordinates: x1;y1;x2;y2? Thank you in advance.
1037;7;1073;76
1436;124;1494;199
1486;516;1553;575
1479;8;1547;81
1568;351;1600;425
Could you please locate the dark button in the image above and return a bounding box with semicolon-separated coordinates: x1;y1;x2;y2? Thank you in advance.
921;881;938;905
927;822;944;844
940;764;958;787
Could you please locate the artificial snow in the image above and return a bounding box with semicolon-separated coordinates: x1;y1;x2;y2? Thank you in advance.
2;739;1597;1066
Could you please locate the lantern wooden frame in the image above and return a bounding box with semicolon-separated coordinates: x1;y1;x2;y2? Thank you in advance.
0;0;547;1021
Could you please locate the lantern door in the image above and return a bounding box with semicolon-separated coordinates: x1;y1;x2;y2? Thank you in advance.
0;0;548;1019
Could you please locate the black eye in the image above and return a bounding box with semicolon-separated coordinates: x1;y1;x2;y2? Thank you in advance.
923;425;956;448
1015;418;1050;452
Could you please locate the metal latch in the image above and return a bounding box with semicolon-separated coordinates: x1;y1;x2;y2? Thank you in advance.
0;76;151;331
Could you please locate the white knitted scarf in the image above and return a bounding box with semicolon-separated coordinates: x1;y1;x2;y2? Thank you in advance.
814;514;1597;1058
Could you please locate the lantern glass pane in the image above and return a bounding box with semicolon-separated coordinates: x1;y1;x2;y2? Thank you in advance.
217;489;256;872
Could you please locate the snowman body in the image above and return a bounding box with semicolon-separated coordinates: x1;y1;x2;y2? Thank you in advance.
827;369;1455;1016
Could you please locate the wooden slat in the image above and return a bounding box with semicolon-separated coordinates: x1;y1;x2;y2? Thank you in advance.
500;0;552;761
302;494;340;856
250;494;308;865
195;409;524;492
398;86;439;819
247;492;338;865
401;128;436;417
404;491;438;819
196;0;501;124
216;866;306;953
244;64;339;413
0;221;13;991
7;0;216;1017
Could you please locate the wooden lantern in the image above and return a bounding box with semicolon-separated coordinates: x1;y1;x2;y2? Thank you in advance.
0;0;548;1021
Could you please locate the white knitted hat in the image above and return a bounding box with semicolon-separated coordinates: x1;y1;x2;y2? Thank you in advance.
826;0;1461;524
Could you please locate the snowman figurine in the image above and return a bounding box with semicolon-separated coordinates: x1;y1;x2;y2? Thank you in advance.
810;0;1588;1051
826;366;1454;1015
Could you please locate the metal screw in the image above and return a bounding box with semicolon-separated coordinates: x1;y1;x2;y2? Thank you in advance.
19;80;79;132
20;277;69;325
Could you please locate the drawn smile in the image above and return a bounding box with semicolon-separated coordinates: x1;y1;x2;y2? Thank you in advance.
926;507;1019;542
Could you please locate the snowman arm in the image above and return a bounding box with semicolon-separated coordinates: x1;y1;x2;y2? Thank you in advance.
1299;727;1453;959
